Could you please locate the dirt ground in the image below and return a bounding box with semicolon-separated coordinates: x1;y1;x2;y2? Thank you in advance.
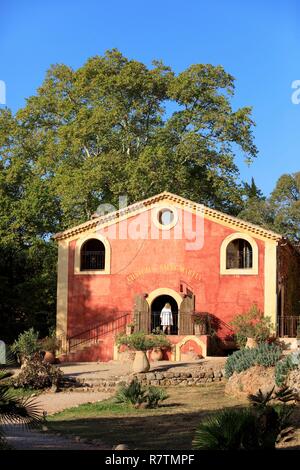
48;383;300;450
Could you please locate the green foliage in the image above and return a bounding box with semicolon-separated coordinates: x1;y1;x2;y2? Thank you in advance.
146;386;169;408
230;305;273;348
274;355;296;387
40;333;60;354
116;332;170;351
269;172;300;241
11;328;41;360
238;197;274;229
290;350;300;366
0;364;42;447
114;379;168;408
193;409;257;450
13;357;63;389
225;343;298;388
238;172;300;242
243;177;265;201
225;343;282;378
114;378;147;406
193;386;296;450
0;241;57;343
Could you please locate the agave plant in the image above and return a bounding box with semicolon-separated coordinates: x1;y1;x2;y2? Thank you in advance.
147;386;169;408
114;379;169;408
0;363;42;448
248;386;296;447
114;378;147;406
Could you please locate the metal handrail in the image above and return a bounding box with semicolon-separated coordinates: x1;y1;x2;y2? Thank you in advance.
68;311;131;340
58;312;131;354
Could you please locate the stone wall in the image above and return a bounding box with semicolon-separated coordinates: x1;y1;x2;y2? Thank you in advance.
134;368;224;386
74;366;226;392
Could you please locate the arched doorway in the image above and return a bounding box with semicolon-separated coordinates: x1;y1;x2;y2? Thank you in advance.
151;295;178;335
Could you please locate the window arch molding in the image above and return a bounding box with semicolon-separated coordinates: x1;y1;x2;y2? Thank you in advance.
74;233;111;275
220;233;258;275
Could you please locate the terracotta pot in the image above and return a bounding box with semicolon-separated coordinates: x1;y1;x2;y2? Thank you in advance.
132;350;150;373
151;347;163;361
43;351;56;364
245;337;258;349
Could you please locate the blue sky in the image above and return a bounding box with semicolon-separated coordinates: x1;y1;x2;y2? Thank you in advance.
1;0;299;195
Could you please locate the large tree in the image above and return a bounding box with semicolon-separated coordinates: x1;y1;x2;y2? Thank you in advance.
0;49;258;341
269;172;300;241
237;173;300;242
237;177;274;228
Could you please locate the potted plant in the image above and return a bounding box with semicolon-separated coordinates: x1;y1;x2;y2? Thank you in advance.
41;333;60;364
116;332;170;373
11;328;41;366
193;315;208;335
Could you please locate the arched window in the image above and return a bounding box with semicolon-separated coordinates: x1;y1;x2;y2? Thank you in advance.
80;239;105;271
226;239;253;269
220;233;258;275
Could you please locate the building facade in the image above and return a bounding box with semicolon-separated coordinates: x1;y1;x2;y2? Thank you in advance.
54;192;300;362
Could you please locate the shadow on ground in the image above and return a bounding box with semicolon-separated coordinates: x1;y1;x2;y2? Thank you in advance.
48;406;244;450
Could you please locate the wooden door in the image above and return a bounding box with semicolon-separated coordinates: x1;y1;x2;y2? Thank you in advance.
133;295;150;333
179;294;195;335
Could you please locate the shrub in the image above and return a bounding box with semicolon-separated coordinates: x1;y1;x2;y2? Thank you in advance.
147;386;169;408
13;357;63;389
274;355;298;387
114;378;147;406
11;328;41;361
193;409;257;450
225;343;281;378
40;335;60;354
114;379;168;408
116;332;170;351
230;305;273;348
0;365;42;448
193;386;296;450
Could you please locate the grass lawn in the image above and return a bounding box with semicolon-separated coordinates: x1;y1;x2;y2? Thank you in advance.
48;383;300;450
6;387;42;398
48;383;250;450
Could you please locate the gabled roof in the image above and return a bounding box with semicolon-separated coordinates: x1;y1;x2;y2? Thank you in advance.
53;191;283;241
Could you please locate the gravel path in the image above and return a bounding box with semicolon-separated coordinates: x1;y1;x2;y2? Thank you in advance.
5;390;112;450
5;425;109;450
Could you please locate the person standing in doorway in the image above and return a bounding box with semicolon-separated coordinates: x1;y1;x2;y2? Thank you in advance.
160;302;173;335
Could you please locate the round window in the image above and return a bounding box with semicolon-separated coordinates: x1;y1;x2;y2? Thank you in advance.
158;208;174;226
